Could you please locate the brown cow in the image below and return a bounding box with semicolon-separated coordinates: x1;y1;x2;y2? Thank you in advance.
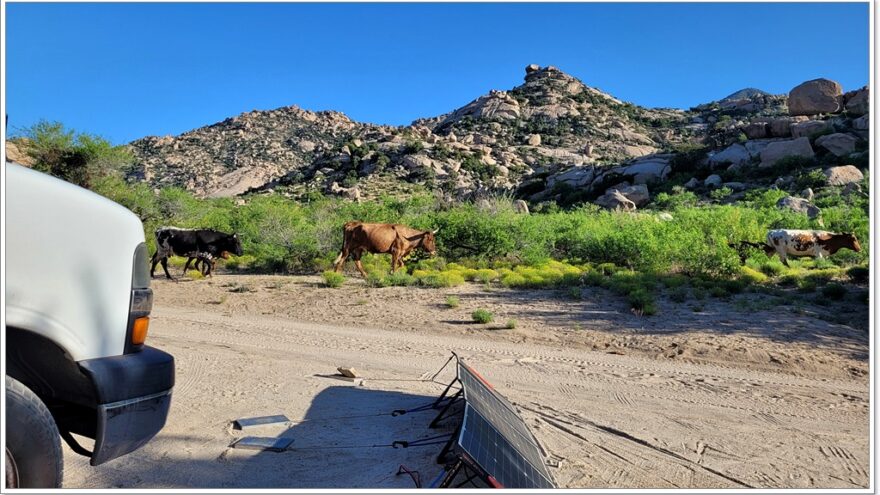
333;221;438;277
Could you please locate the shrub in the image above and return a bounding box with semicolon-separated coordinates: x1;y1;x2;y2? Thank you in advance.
797;278;817;293
501;272;529;288
759;261;786;277
794;168;828;191
505;319;517;329
473;269;498;284
669;287;689;303
709;286;729;298
847;266;870;284
709;186;733;201
419;271;465;288
628;289;657;315
661;274;689;289
386;271;416;286
821;283;847;300
739;266;768;284
366;272;390;288
403;138;424;154
472;309;494;324
445;295;460;308
322;270;345;288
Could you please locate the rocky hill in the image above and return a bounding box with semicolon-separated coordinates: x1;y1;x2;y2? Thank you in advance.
116;66;871;208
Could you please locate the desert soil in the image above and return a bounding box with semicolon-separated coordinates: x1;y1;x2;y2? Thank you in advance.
62;274;870;489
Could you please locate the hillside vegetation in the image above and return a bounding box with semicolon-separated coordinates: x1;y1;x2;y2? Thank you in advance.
6;65;870;317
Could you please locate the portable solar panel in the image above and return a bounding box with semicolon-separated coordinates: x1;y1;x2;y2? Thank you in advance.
454;360;556;489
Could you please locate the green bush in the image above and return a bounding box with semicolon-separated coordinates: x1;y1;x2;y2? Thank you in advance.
322;271;345;288
366;272;390;288
386;271;416;286
445;296;460;308
628;289;657;315
419;271;465;288
88;168;866;280
847;266;870;284
472;309;494;324
821;283;847;300
505;319;517;329
669;287;689;303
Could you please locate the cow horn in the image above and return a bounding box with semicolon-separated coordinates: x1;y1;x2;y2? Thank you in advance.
432;228;440;235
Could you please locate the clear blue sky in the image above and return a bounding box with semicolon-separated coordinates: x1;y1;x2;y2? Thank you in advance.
5;2;869;144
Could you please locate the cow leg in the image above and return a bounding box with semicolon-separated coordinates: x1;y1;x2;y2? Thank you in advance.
390;235;408;274
390;250;399;274
352;252;368;278
813;244;824;261
778;251;790;268
160;257;174;280
150;252;160;278
183;257;196;274
333;248;349;273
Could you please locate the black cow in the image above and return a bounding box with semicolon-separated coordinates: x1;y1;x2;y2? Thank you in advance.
150;227;243;280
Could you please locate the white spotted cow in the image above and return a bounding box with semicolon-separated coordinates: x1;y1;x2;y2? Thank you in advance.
766;229;861;267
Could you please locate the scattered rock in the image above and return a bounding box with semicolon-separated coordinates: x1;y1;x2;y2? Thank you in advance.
527;134;542;146
656;212;674;222
546;166;594;189
815;133;858;157
513;199;530;214
843;182;863;196
744;139;773;158
329;182;361;202
843;87;869;116
525;64;541;74
777;196;821;219
620;156;671;184
742;122;769;139
790;120;831;139
823;165;864;186
704;174;723;188
684;177;700;189
610;184;650;207
801;187;814;201
708;143;750;168
757;117;799;138
724;182;747;191
788;78;843;116
759;137;814;168
853;114;869;131
594;189;637;211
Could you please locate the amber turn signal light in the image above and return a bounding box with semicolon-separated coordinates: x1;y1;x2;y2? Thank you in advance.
132;317;150;345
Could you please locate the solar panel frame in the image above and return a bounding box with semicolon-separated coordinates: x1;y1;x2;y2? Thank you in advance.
454;360;556;489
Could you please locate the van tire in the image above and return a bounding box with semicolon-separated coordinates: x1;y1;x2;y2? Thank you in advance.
5;376;63;488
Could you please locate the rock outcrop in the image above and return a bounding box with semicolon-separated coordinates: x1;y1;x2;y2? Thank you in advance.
121;68;866;205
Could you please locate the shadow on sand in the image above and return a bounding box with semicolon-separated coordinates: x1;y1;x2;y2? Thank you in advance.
87;385;457;489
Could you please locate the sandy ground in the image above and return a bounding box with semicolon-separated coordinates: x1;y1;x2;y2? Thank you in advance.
61;274;870;489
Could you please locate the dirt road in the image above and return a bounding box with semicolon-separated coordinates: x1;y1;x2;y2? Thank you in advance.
62;275;869;488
